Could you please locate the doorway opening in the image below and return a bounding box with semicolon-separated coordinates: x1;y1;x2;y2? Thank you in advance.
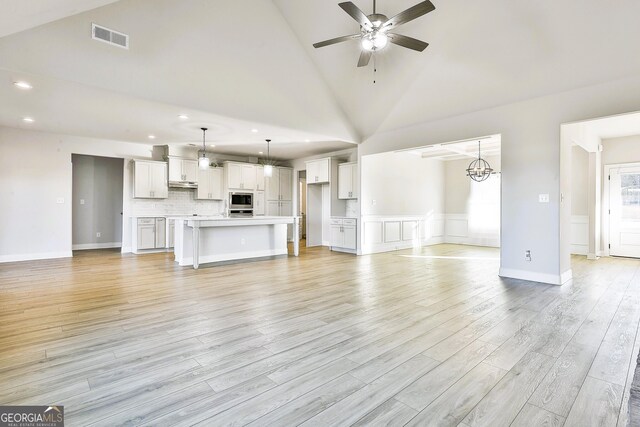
560;110;640;262
359;134;501;255
72;154;124;251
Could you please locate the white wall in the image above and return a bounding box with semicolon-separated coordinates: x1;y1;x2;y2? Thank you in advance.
571;146;589;216
444;155;501;214
361;152;445;217
359;74;640;285
0;126;152;262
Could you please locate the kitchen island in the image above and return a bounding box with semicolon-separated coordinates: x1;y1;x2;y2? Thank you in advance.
170;216;300;269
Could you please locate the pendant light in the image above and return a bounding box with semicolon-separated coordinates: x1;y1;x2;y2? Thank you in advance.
262;139;276;177
466;140;493;182
198;127;210;169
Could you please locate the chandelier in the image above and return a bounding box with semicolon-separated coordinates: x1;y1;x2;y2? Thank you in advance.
466;141;493;182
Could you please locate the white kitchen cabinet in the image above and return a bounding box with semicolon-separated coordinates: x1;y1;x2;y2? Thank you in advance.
136;217;168;251
255;166;265;191
226;162;256;190
254;191;265;215
137;224;156;250
265;167;293;205
168;158;198;183
338;162;358;199
330;217;357;252
167;219;175;248
306;158;330;184
279;168;292;201
155;218;166;248
266;200;291;216
133;160;168;199
197;167;223;200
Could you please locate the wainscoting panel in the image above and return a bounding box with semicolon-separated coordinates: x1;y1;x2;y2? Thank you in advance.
570;215;589;255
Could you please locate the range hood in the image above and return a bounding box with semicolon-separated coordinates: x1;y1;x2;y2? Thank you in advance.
168;179;198;189
154;145;199;189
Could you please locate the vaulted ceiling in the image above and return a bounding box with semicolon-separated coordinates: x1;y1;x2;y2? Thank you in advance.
1;0;640;158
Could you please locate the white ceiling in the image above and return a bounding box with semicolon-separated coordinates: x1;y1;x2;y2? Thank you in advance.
1;0;640;158
0;0;120;37
402;134;501;161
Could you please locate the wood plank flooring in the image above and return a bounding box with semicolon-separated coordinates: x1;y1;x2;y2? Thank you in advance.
0;244;639;426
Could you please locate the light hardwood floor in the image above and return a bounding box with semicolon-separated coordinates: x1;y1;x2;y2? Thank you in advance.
1;244;639;426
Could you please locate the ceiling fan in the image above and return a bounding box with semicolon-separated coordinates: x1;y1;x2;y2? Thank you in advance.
313;0;435;67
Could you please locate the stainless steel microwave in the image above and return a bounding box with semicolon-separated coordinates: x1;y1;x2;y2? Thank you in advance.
229;192;253;210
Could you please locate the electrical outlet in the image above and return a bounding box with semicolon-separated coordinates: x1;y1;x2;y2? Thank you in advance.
56;198;64;204
371;199;376;206
96;232;101;238
525;250;532;261
240;238;246;245
538;194;549;203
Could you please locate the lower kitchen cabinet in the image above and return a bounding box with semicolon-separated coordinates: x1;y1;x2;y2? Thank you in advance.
134;217;169;252
330;217;357;253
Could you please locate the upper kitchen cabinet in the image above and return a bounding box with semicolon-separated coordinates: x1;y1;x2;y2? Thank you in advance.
225;162;256;191
338;162;358;199
306;158;330;184
133;160;168;199
266;167;292;202
168;158;198;186
196;167;223;200
255;165;265;191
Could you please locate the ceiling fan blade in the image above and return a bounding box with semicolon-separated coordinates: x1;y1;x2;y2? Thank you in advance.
389;34;429;52
339;2;372;27
357;50;372;67
313;34;361;49
383;0;435;29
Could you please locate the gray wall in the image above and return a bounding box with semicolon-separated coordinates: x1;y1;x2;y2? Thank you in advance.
571;146;589;216
72;154;124;248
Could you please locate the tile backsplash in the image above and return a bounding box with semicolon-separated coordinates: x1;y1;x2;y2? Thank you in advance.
345;200;358;217
131;188;224;217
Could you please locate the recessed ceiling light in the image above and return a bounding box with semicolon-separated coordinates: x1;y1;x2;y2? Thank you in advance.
210;144;216;148
258;151;263;154
304;139;311;143
14;81;32;90
148;134;156;139
178;114;189;120
251;129;258;133
22;117;34;123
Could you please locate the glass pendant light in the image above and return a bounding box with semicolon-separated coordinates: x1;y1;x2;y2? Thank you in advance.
262;139;275;177
199;127;210;169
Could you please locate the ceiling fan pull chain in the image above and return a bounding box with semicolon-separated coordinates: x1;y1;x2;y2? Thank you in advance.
373;55;377;84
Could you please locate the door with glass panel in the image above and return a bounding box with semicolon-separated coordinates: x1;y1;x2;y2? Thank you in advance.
610;166;640;258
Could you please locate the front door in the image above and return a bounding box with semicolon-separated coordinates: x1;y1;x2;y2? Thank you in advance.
610;166;640;258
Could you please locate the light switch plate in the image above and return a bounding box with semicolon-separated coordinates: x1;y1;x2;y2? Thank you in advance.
80;199;85;205
539;194;550;203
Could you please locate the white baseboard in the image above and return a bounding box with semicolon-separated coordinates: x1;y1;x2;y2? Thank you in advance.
361;237;444;255
0;251;73;263
72;242;122;250
121;246;132;254
179;248;288;266
499;267;570;286
571;244;588;256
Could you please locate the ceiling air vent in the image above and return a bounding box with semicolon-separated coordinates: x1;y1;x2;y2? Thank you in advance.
91;23;129;49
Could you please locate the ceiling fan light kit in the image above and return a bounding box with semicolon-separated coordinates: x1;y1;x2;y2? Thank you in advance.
313;0;435;68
